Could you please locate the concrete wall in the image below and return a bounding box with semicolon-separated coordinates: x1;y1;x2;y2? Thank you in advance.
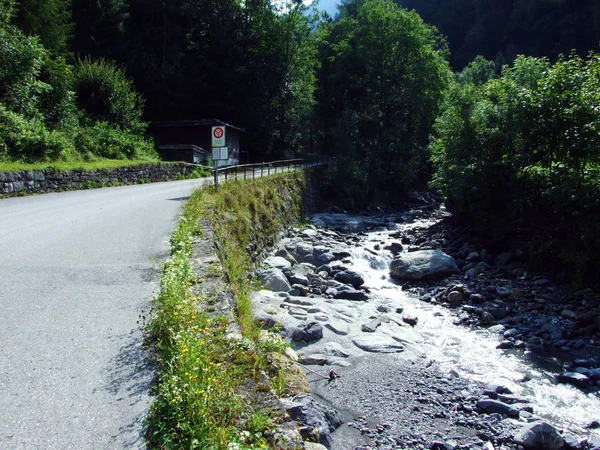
0;163;198;197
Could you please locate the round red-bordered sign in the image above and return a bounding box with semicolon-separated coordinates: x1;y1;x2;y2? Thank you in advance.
213;127;224;139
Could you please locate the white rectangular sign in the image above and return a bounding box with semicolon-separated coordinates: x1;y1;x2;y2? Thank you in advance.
211;126;226;147
212;147;229;161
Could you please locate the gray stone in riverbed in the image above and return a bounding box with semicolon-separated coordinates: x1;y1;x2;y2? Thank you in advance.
389;250;459;281
326;319;350;336
300;354;328;365
291;322;323;343
513;421;564;450
361;319;382;333
290;273;309;286
334;289;368;301
352;336;405;353
333;270;365;288
322;342;350;358
264;256;292;271
477;399;519;417
258;268;292;292
555;371;590;386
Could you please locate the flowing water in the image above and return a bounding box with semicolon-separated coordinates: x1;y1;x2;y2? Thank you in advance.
317;212;600;438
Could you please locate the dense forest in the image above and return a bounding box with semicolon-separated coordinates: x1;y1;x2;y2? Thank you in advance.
1;0;599;281
395;0;600;70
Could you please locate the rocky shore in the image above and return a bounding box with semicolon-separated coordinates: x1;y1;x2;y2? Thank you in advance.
252;194;600;450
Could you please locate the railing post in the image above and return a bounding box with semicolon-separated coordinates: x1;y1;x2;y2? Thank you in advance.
253;166;255;180
244;167;247;181
225;169;228;183
268;164;270;176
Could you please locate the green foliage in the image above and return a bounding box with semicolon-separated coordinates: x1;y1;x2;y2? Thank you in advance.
73;58;146;133
396;0;600;70
315;0;450;207
73;122;156;160
13;0;73;57
0;104;75;161
146;177;308;449
0;20;49;118
431;53;600;282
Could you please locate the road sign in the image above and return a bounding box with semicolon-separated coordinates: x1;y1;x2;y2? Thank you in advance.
212;147;229;161
212;126;226;147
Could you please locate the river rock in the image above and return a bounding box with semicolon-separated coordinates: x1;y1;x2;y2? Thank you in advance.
322;342;350;357
258;268;292;292
402;315;418;326
291;322;323;343
334;289;368;301
300;354;328;365
326;319;350;336
555;372;590;386
389;250;459;281
514;421;564;450
361;319;382;332
352;336;405;353
290;273;309;286
494;252;514;267
264;256;292;271
477;399;519;417
333;270;365;288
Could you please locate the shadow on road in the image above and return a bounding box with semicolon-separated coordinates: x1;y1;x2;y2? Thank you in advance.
102;332;156;448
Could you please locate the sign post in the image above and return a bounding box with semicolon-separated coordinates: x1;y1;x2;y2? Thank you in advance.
211;126;228;190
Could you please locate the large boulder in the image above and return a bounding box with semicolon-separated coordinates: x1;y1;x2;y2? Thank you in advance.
514;422;564;450
257;268;291;292
390;250;459;280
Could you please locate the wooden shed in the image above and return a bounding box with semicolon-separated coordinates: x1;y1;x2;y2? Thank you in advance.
150;119;244;166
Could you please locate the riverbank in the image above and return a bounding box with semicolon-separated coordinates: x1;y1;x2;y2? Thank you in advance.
252;195;600;449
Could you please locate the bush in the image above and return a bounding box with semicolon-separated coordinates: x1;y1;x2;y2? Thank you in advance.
0;104;74;161
73;122;157;160
73;58;146;134
431;54;600;282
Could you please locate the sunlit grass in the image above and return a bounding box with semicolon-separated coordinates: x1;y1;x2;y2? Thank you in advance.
0;159;164;172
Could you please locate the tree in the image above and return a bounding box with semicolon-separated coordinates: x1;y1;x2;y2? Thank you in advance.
13;0;73;57
315;0;450;206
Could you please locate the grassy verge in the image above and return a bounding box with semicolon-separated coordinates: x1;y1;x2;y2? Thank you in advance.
146;172;307;449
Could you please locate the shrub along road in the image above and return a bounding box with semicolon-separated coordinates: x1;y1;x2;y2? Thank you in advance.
0;179;209;449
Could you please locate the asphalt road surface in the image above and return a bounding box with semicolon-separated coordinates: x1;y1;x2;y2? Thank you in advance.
0;179;208;449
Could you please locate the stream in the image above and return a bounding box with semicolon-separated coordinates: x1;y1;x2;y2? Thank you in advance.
254;206;600;449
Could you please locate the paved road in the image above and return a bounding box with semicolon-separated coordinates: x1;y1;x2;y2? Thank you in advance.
0;179;207;449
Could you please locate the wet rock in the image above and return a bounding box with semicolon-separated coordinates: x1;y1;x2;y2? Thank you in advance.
390;250;459;280
257;268;292;292
563;434;582;449
384;242;404;254
467;251;480;261
555;372;590;386
513;421;564;450
496;340;514;349
333;270;365;288
586;420;600;429
291;322;323;343
476;399;519;417
402;315;418;326
447;291;464;306
334;289;368;301
352;336;405;353
377;304;390;313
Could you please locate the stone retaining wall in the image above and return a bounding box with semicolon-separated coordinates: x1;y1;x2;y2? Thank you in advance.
0;163;198;197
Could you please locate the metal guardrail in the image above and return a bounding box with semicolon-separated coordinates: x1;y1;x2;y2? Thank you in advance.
192;158;320;188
